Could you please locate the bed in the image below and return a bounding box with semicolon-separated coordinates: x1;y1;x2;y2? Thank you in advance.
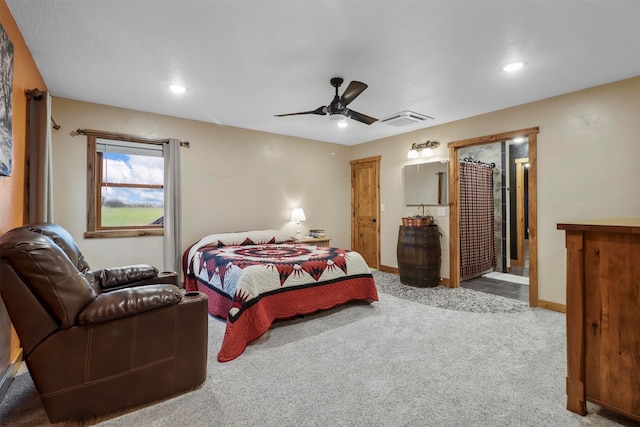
183;230;378;362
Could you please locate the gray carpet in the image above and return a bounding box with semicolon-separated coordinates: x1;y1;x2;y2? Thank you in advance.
372;270;529;313
0;274;633;426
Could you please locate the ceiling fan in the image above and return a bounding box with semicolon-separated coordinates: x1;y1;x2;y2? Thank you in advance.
275;77;378;125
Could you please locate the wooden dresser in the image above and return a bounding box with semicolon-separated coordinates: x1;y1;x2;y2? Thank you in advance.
557;218;640;422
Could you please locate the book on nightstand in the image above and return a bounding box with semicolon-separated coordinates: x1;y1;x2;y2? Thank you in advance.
309;229;326;238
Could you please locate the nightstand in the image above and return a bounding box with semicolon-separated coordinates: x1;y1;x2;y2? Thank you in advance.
300;237;331;247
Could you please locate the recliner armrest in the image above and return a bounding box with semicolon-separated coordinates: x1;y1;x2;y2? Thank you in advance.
78;284;182;325
93;264;159;289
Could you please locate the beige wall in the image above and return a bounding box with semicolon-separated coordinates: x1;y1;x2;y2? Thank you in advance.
51;98;351;270
350;76;640;305
51;77;639;305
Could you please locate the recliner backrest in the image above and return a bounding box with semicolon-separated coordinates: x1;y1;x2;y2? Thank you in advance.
22;222;92;274
0;227;97;348
11;222;101;292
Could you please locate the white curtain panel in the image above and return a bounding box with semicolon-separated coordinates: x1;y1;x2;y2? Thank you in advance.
27;91;53;223
163;138;182;275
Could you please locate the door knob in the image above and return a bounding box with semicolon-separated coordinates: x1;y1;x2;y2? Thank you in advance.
371;218;377;223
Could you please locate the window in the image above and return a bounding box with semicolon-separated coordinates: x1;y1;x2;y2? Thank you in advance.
85;130;166;238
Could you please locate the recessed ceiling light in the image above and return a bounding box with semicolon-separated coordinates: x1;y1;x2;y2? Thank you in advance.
503;62;524;72
169;84;186;94
337;121;348;128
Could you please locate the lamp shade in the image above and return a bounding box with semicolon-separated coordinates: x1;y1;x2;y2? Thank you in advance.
407;149;419;159
290;208;306;223
421;148;433;157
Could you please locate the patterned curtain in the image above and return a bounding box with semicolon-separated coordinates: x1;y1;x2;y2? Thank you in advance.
460;161;495;280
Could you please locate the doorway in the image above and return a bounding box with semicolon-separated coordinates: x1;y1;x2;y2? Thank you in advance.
457;140;530;279
350;156;380;269
448;127;539;307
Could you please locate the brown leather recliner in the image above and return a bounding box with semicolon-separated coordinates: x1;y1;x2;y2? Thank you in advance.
0;222;208;423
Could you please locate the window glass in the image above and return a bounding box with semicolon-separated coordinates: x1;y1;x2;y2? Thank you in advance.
100;151;164;227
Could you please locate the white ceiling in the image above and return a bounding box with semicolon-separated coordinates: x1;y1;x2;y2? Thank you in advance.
7;0;640;146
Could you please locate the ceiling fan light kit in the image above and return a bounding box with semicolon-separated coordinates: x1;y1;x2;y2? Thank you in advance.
275;77;378;125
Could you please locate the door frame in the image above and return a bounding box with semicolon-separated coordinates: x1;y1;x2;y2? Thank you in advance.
350;156;381;269
448;127;539;307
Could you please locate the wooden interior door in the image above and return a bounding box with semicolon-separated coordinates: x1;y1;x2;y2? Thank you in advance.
511;157;529;267
350;156;380;269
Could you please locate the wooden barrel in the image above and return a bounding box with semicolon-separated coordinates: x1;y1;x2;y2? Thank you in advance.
397;225;441;287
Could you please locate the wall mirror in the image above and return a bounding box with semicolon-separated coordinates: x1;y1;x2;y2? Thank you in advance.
404;161;449;206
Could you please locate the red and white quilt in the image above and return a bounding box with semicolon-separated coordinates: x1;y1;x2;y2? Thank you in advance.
183;230;378;362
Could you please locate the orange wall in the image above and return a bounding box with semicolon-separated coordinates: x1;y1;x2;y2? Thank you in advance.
0;0;46;380
0;0;46;233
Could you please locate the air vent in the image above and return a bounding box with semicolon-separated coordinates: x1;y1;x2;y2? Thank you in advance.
380;110;433;127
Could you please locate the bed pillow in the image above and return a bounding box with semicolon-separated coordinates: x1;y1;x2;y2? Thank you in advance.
184;229;297;277
199;229;296;248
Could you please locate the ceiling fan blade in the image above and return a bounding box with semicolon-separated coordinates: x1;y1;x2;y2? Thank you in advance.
341;81;368;106
347;109;378;125
274;106;326;117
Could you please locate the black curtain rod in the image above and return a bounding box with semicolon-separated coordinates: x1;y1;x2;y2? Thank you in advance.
75;128;190;148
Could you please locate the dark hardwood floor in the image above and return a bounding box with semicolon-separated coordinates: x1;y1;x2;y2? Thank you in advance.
461;241;529;303
460;276;528;303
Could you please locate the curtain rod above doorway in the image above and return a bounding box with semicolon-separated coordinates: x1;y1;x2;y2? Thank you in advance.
461;157;495;169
